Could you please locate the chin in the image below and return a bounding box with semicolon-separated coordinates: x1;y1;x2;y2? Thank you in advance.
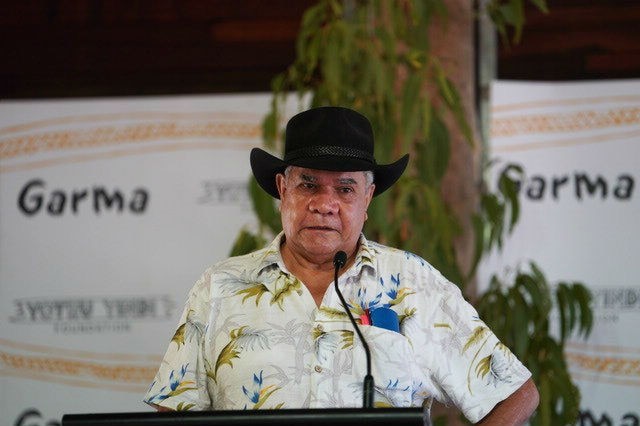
302;245;341;260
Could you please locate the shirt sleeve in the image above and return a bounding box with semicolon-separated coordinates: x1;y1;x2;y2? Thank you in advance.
416;269;531;423
143;271;213;411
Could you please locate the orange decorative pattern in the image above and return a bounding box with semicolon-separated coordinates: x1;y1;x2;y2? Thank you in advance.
0;351;156;384
565;344;640;387
0;120;261;160
491;94;640;113
0;339;160;392
0;111;260;136
491;128;640;154
491;106;640;138
566;353;640;377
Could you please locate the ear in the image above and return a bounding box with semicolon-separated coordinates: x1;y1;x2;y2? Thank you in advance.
364;183;375;209
275;173;287;199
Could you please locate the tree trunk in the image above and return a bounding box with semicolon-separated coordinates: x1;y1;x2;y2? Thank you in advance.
431;0;481;294
429;0;481;424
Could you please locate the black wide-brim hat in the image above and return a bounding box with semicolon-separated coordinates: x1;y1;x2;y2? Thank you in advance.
250;106;409;199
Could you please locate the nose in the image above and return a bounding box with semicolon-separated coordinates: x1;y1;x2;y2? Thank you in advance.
308;190;339;215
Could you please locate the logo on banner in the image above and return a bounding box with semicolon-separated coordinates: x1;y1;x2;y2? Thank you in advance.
514;170;634;202
9;295;175;334
197;179;250;207
592;286;640;324
17;178;150;216
579;409;640;426
14;408;60;426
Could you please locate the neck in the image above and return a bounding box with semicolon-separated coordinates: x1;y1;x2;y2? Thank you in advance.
280;241;357;306
281;240;357;273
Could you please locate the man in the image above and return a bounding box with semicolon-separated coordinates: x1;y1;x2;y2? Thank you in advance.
144;106;539;424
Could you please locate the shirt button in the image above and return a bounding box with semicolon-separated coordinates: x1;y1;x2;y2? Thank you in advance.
317;324;324;332
314;365;323;373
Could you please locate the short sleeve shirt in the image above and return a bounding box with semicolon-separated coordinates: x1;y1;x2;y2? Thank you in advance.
144;233;531;423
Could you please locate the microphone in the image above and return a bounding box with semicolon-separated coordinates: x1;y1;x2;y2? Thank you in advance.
333;251;375;409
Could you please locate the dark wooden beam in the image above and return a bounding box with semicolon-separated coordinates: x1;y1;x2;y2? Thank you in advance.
1;0;638;99
498;0;640;80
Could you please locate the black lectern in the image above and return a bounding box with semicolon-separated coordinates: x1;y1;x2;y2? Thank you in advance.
62;407;430;426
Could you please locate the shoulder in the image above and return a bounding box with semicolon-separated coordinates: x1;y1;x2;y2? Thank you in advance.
189;245;277;299
366;240;463;297
211;246;271;273
366;240;446;280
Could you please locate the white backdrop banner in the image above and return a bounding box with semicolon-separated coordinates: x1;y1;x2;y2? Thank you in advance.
480;80;640;425
3;84;638;425
0;94;284;424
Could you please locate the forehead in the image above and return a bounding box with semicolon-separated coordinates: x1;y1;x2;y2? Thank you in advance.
287;167;366;183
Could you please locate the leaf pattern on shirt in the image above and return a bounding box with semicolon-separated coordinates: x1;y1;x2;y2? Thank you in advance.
380;378;412;407
313;327;337;358
398;307;417;326
462;324;492;393
318;306;349;318
389;287;415;306
381;273;415;306
339;330;354;349
312;325;354;358
311;324;324;342
236;282;270;306
271;272;302;310
171;309;205;348
473;342;517;390
354;288;381;314
476;355;491;379
213;326;270;382
176;402;196;411
486;343;517;385
146;364;197;406
356;242;375;268
171;323;186;347
242;370;284;410
463;325;491;353
268;319;313;384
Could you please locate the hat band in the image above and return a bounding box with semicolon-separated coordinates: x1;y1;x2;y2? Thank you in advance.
285;145;375;164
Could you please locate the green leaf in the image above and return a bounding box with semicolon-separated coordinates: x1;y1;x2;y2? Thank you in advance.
509;286;529;357
228;229;265;258
417;111;450;185
498;164;523;232
249;178;281;234
262;111;278;147
400;73;423;152
529;0;549;13
499;0;525;42
433;64;473;145
467;214;485;281
571;283;593;337
556;283;569;342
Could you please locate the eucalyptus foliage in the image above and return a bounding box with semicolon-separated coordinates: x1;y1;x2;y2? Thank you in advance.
477;263;593;425
230;1;593;424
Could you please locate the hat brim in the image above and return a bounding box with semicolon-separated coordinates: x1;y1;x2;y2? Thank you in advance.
250;147;409;199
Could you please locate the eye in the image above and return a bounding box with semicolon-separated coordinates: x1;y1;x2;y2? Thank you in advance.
338;186;354;194
300;182;316;190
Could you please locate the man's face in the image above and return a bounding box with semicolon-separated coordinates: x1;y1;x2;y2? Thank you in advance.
276;166;375;265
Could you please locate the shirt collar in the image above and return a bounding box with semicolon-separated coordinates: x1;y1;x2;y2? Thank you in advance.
253;231;377;293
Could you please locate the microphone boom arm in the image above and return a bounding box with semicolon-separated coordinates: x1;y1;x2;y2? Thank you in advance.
333;251;375;409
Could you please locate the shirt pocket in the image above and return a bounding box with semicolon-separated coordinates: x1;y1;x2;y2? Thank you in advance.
357;325;427;407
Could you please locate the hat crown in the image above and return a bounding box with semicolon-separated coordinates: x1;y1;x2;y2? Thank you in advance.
284;107;375;166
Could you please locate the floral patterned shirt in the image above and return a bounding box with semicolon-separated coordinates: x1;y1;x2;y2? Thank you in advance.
144;233;531;423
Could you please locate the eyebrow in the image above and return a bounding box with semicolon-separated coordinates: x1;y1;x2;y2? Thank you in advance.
299;174;358;185
337;177;357;185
